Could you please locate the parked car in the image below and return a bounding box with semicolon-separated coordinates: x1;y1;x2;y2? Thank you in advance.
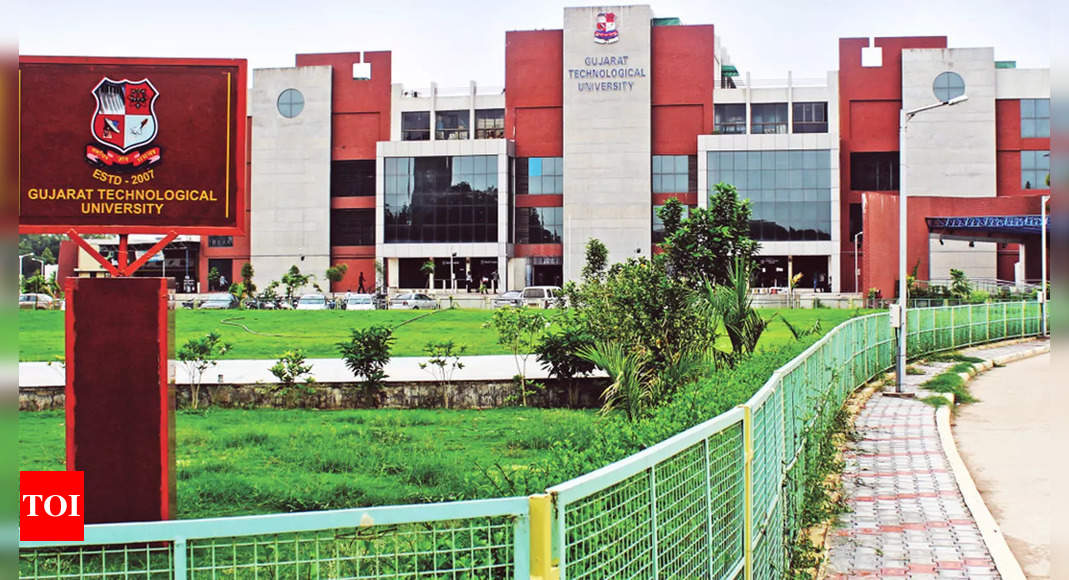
296;293;329;310
492;290;523;309
521;286;562;308
389;292;438;310
345;293;375;311
198;293;238;309
19;293;54;310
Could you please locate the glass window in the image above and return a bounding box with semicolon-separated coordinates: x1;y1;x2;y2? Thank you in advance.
1020;99;1050;138
652;204;690;244
207;236;233;248
402;111;430;141
652;155;690;193
792;102;827;133
475;109;504;139
435;110;469;140
708;149;832;241
750;103;788;134
1021;150;1049;190
714;103;746;134
516;207;563;244
277;89;304;119
849;152;899;190
520;157;563;195
932;71;965;102
384;155;498;243
330;209;375;246
330;160;375;197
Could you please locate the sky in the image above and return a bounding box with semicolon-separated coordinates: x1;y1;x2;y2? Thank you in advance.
15;0;1052;88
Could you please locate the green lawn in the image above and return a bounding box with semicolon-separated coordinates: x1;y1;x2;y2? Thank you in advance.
18;307;874;361
19;407;599;519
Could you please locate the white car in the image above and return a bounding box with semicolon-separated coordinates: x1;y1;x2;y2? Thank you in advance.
521;286;562;308
19;293;54;310
345;293;375;311
389;292;438;310
295;293;329;310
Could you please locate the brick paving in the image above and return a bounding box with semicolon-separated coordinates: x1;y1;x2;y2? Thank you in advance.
824;346;1019;579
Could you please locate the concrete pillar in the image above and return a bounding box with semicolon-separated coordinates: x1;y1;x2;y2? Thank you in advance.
387;257;399;289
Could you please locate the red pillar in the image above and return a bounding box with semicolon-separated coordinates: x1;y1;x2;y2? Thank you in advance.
65;277;175;524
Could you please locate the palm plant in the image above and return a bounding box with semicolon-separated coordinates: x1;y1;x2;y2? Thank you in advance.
708;256;768;359
579;342;653;421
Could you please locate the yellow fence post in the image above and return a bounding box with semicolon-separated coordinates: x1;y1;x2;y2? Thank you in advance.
741;404;754;580
529;493;559;580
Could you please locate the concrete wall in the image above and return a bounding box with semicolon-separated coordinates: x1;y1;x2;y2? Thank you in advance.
901;47;997;198
250;66;333;287
928;235;996;281
562;5;653;281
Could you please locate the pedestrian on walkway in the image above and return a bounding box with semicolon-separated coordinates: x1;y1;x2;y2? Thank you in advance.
465;271;473;293
357;271;366;293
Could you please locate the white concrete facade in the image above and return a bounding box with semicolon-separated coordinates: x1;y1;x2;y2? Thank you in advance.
698;72;842;291
375;138;514;289
901;48;997;199
250;66;333;287
562;5;654;281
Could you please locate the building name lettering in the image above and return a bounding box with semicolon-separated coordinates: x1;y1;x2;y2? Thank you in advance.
25;187;218;215
568;54;646;92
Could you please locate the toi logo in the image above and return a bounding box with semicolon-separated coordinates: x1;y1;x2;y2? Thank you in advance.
20;471;85;541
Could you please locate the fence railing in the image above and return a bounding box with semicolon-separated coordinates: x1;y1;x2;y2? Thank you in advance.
20;302;1046;579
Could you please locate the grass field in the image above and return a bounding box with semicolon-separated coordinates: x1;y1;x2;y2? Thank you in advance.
19;407;599;519
17;307;874;361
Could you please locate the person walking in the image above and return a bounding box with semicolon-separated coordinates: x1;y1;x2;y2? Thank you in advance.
465;271;473;293
357;271;366;293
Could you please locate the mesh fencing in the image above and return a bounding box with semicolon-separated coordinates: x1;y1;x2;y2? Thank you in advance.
20;499;530;580
20;302;1045;579
550;301;1044;579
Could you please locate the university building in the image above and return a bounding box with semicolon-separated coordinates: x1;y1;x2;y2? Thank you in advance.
67;4;1050;298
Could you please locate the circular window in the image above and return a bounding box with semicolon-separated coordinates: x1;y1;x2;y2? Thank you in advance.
932;71;965;102
277;88;304;118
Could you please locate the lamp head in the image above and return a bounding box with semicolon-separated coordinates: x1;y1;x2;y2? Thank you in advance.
946;95;968;106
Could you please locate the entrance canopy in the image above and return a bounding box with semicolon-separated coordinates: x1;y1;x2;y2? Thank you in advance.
926;215;1047;242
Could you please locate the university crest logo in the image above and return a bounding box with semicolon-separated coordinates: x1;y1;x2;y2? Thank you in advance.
594;12;619;44
86;77;162;168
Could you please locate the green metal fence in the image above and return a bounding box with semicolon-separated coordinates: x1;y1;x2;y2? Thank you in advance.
20;302;1046;579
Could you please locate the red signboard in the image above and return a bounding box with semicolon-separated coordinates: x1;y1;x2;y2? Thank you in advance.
18;56;247;234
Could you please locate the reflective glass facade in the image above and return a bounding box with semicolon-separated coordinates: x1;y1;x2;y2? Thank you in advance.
516;207;562;244
708;150;832;241
384;155;498;243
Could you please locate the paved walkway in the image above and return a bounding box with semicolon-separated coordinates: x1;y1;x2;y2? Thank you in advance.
19;354;605;387
825;339;1048;579
954;353;1052;579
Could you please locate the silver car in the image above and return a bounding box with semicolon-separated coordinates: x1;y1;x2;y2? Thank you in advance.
389;292;438;310
492;290;523;309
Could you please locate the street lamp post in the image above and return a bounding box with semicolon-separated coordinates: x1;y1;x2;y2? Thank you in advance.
854;230;863;296
896;95;968;393
1041;194;1049;336
19;254;45;281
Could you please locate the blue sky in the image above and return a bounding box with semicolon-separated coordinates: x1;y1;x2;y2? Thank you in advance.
16;0;1051;87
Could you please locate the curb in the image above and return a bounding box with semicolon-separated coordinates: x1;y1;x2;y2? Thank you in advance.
934;342;1049;580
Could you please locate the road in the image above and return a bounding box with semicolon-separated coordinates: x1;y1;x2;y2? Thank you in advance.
953;353;1053;579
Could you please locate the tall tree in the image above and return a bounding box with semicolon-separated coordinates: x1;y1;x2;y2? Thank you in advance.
662;182;757;288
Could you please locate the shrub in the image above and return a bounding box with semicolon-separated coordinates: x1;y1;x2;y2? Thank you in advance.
419;341;466;408
266;349;316;407
485;307;547;406
337;325;395;399
177;332;232;409
536;317;596;407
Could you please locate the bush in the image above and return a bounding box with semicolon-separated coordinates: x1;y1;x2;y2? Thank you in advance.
266;349;316;407
337;325;395;399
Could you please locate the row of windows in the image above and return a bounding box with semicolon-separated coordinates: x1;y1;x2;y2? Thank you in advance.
401;110;505;141
652;155;692;193
714;102;828;135
384;156;499;243
708;150;832;241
